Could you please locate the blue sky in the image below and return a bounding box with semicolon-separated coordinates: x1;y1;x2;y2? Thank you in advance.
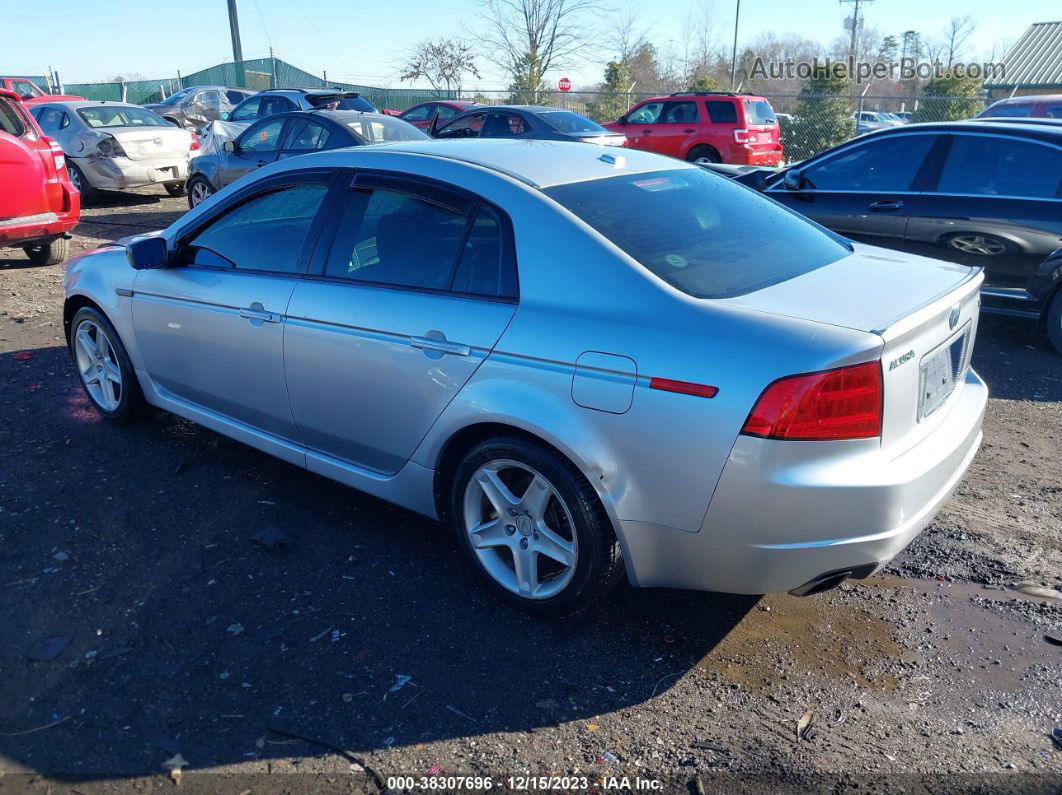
2;0;1057;89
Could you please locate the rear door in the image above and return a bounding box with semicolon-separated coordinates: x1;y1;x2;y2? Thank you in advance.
767;132;942;250
651;100;701;158
901;131;1062;289
284;171;518;474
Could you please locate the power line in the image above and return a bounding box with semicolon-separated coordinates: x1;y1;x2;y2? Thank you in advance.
289;0;354;77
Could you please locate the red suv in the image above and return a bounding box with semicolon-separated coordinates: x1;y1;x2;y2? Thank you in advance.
0;90;79;265
604;92;783;166
0;77;84;107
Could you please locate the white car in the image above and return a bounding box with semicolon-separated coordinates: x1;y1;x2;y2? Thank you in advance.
30;101;198;202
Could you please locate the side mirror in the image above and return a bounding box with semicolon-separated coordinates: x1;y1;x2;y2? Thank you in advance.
126;235;169;270
220;111;230;121
617;115;628;126
223;140;239;153
783;169;805;191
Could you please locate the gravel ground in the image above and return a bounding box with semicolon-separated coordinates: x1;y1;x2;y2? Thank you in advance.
1;187;1060;793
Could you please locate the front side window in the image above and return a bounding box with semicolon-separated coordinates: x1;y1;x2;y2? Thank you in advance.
230;96;261;121
437;112;486;139
184;184;329;273
706;101;737;124
239;118;287;153
401;104;433;122
936;135;1062;199
659;102;699;124
800;134;936;192
627;102;663;125
77;106;169;128
545;169;850;299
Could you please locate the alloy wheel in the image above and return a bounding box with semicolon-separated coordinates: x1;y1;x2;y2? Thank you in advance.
189;181;213;207
73;319;122;411
948;234;1006;256
67;166;81;192
462;459;578;600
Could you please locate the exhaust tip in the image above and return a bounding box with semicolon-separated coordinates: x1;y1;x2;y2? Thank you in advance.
789;563;879;596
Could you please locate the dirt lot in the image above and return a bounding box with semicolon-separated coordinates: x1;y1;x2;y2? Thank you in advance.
1;187;1060;793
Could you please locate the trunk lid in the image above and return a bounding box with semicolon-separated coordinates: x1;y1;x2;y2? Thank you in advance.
723;243;983;452
109;127;190;161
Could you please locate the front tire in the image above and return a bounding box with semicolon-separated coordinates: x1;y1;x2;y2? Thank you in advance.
23;237;69;266
186;175;215;209
450;437;624;617
164;181;186;197
67;162;98;204
68;307;146;421
1047;290;1062;355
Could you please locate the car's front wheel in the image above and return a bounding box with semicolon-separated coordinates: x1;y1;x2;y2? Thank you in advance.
68;306;146;421
186;175;215;209
450;437;624;617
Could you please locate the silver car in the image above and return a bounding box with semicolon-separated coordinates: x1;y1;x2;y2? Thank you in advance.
30;101;195;202
61;140;988;615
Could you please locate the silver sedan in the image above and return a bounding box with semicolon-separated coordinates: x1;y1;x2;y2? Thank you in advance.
62;140;987;615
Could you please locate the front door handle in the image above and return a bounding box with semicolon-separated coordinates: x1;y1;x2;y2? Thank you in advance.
239;302;281;324
868;199;904;212
641;129;653;134
255;160;268;167
410;336;470;356
683;128;696;133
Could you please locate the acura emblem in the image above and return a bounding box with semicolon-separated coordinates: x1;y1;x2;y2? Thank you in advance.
948;304;960;330
153;137;163;146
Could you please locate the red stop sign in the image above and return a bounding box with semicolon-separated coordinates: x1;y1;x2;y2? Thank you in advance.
558;77;572;93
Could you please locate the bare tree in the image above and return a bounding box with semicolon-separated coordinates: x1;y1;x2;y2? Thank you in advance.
943;15;975;66
606;3;649;63
473;0;597;95
400;38;482;94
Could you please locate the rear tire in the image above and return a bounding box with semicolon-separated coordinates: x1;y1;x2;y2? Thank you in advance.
164;181;186;197
186;175;215;209
68;306;147;421
1047;290;1062;355
450;437;624;618
67;163;98;204
23;237;69;266
687;145;721;164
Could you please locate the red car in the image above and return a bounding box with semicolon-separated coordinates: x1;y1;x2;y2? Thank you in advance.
0;90;79;265
1;77;84;107
604;91;783;166
976;94;1062;120
398;100;480;130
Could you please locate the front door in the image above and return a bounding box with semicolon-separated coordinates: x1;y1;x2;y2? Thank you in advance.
218;116;288;188
132;175;334;442
284;173;518;474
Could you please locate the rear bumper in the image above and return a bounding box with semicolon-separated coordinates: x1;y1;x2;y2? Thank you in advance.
77;156;189;190
732;146;784;167
619;369;987;594
0;204;79;247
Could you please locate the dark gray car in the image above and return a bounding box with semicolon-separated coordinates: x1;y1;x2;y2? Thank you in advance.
431;105;627;147
144;86;255;132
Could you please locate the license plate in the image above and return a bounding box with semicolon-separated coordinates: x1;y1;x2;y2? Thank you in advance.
918;324;971;421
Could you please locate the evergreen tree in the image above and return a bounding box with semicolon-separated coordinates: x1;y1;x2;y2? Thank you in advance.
788;67;855;161
912;70;983;122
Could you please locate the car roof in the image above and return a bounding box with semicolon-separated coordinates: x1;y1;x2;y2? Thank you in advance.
31;100;144;110
987;94;1062;105
853;119;1062;144
279;138;689;189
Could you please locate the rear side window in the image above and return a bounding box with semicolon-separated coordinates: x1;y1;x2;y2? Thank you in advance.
937;135;1062;199
184;184;329;273
744;100;777;125
35;107;67;134
0;99;27;136
706;101;737;124
659;102;699;124
545;169;850;299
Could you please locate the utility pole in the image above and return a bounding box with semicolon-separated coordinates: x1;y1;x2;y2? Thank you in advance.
730;0;741;90
839;0;874;61
226;0;246;87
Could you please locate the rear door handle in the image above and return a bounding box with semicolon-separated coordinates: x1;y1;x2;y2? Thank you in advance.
868;199;904;212
641;129;653;134
410;336;470;356
239;303;281;324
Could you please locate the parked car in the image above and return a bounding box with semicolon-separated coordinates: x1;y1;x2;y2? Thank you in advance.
976;94;1062;120
432;105;626;146
603;91;783;165
0;90;79;265
894;111;913;123
701;121;1062;352
185;110;427;207
225;88;376;123
143;86;256;132
63;139;986;615
30;101;198;203
399;100;480;130
0;77;83;106
853;111;901;135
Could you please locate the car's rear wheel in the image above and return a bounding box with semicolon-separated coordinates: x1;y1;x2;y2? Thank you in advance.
186;176;214;209
164;181;186;197
23;237;69;266
1047;290;1062;355
450;437;624;617
68;307;146;421
67;163;98;204
943;232;1015;257
687;145;721;164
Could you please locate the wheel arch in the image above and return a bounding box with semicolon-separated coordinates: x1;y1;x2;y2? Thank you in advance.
686;142;721;162
63;293;107;342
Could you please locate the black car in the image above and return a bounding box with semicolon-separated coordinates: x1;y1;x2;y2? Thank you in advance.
707;121;1062;352
225;88;376;123
431;105;626;146
144;86;256;132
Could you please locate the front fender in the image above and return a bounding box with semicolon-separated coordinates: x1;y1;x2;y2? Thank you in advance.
63;247;145;372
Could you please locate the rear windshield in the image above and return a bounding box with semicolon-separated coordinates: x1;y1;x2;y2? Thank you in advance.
158;87;195;106
744;99;777;125
344;116;429;143
78;106;169;128
334;96;376;112
537;110;607;134
544;169;850;299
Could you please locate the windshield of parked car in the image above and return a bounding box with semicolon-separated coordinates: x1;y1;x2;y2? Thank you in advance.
343;116;429;142
537;110;608;134
158;88;195;106
744;100;777;125
545;168;850;299
78;106;170;128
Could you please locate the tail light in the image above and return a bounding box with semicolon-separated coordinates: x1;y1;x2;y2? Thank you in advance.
45;137;65;170
741;362;883;441
189;131;200;152
97;135;127;158
733;129;750;143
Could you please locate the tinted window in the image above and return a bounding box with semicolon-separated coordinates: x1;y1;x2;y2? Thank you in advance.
325;189;469;290
259;97;294;116
285;119;333;151
451;205;517;299
545;169;850;299
77;106;169;128
226;90;249;104
0;99;26;136
1044;104;1062;119
660;102;698;124
482;112;530;137
231;96;261;121
435;105;459;119
744;99;776;125
628;102;663;125
983;104;1034;118
706;101;737;124
240;118;287;153
12;80;42;99
185;184;329;273
937;135;1062;199
35;107;66;134
437;112;485;138
538;110;606;133
401;104;434;121
801;134;936;191
343;117;428;143
335;96;376;112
